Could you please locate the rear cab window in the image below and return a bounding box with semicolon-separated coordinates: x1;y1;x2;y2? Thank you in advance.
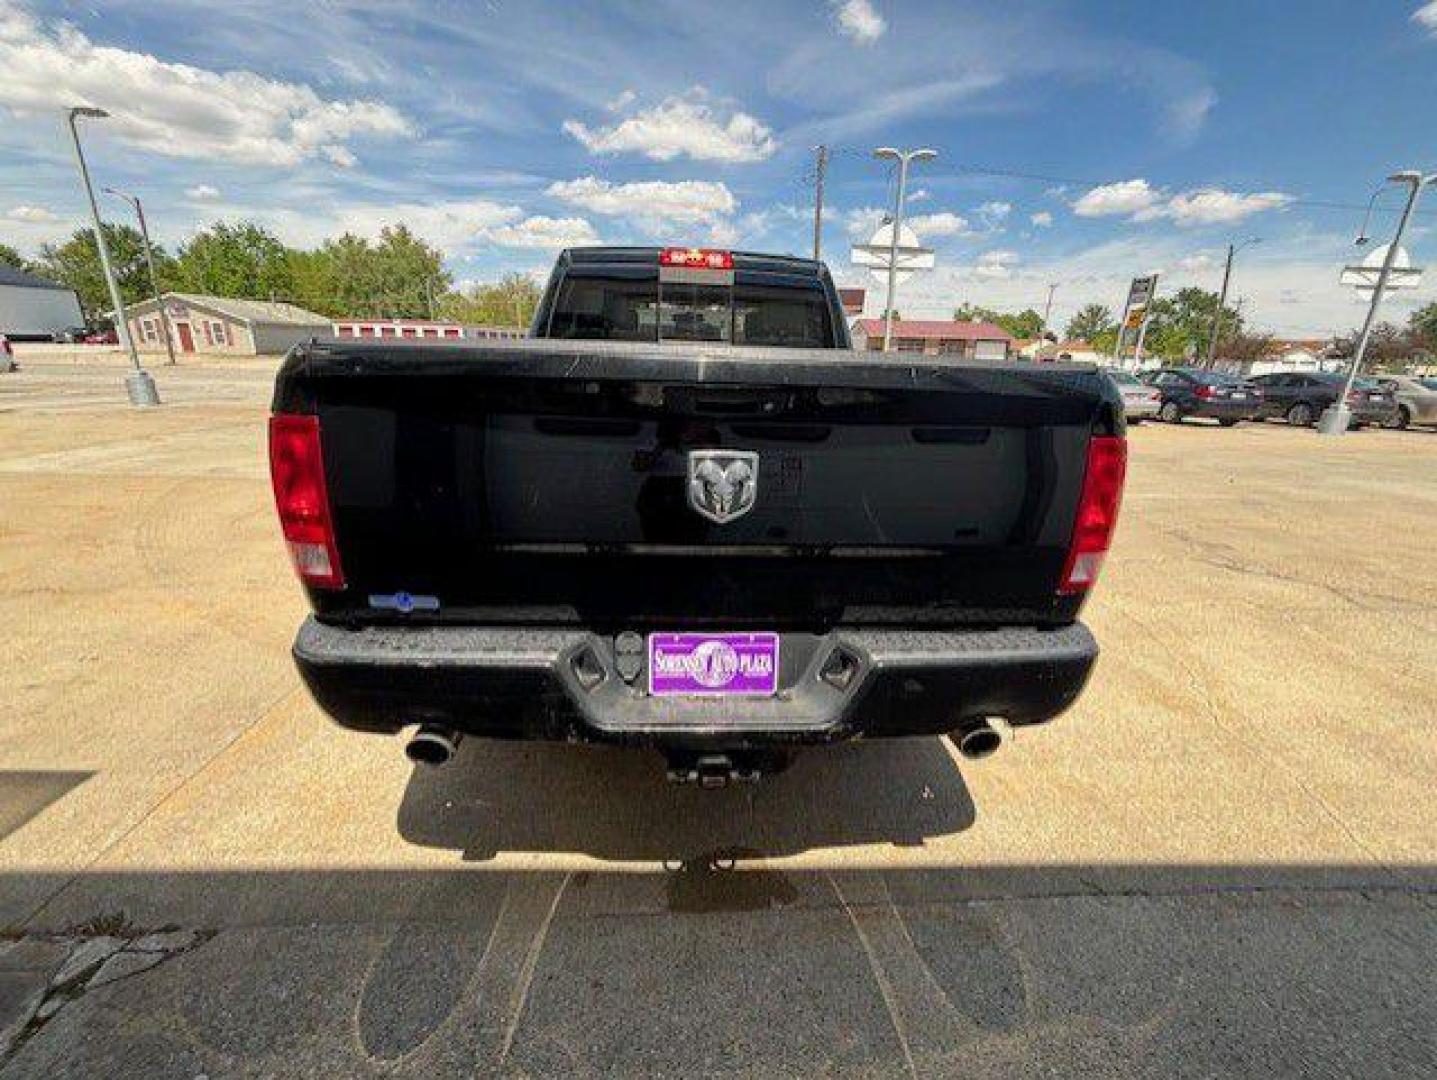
540;251;840;348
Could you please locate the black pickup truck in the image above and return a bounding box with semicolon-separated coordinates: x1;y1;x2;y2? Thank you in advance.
269;246;1126;783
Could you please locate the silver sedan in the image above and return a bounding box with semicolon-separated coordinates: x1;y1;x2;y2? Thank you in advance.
1376;376;1437;429
1106;369;1162;423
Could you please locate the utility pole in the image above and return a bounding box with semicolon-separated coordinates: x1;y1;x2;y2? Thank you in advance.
874;146;937;352
1042;282;1058;339
1319;170;1435;435
1203;237;1259;369
66;107;159;407
812;144;828;262
104;188;177;367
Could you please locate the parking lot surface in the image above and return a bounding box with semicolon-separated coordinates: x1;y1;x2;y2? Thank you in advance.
1;359;1434;1077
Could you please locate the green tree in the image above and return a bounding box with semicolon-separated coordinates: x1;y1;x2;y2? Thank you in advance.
1142;287;1243;361
0;242;28;271
1065;303;1115;343
954;303;1044;339
439;273;541;327
174;222;293;299
1090;328;1119;355
33;224;159;320
1410;302;1437;351
1219;331;1275;363
294;225;450;319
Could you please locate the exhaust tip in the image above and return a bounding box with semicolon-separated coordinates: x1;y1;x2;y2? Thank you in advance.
406;725;460;767
954;721;1002;761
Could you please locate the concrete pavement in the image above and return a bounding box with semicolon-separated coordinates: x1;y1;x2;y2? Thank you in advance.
0;360;1433;1076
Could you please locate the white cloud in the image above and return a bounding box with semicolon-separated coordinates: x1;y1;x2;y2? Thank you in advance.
1177;252;1218;272
832;0;886;44
321;145;359;168
547;176;737;233
908;188;932;203
974;249;1018;280
843;206;889;238
184;184;221;202
6;205;56;223
0;6;411;167
1072;179;1289;226
605;89;636;112
322;198;521;255
1030;211;1054;228
975;201;1011;229
562;90;776;162
1163;189;1292;226
908;211;970;237
1414;2;1437;35
484;215;599;250
1073;179;1164;219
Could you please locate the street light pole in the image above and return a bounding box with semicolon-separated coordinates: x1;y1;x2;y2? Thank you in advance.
104;188;177;367
1318;170;1435;436
65;107;159;406
874;146;937;352
1042;282;1058;340
1203;238;1259;370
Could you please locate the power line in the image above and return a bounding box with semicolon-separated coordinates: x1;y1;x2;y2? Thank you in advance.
818;150;1437;218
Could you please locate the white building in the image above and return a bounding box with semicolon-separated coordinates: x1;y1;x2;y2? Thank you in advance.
0;265;84;340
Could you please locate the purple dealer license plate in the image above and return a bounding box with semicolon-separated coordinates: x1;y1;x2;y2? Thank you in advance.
647;632;780;697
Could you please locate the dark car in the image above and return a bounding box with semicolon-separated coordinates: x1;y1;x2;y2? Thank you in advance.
1140;367;1261;425
1246;371;1398;428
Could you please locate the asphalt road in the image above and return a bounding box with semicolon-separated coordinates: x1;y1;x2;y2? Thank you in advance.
1;358;1434;1077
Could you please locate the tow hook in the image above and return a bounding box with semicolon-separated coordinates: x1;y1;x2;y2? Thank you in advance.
665;751;793;787
667;754;761;788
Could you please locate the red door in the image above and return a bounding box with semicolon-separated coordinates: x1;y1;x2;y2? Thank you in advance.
176;323;195;352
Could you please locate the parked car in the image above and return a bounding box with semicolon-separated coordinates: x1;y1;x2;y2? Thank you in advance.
1106;369;1161;424
50;327;89;344
270;246;1127;784
82;328;119;345
1140;367;1261;425
1373;375;1437;429
0;333;13;372
1246;371;1398;428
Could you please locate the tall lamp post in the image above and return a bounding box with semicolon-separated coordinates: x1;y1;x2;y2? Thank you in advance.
1203;237;1260;369
874;146;937;352
65;107;159;406
104;187;177;367
1319;170;1436;435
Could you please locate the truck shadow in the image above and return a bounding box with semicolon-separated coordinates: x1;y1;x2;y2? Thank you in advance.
395;737;975;863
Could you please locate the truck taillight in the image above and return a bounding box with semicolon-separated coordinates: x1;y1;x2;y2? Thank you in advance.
1058;435;1127;595
659;247;733;269
268;414;344;589
1195;384;1215;400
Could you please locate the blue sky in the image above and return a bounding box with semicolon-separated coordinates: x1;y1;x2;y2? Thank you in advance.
3;0;1436;335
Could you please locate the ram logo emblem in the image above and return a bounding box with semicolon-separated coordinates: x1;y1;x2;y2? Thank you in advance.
687;450;759;524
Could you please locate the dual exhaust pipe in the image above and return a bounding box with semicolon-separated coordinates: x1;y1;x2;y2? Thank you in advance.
405;720;1003;770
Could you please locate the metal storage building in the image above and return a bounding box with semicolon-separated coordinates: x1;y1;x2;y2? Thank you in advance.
0;265;84;340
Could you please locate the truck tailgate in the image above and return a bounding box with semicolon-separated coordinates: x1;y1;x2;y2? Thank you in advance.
273;339;1121;629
